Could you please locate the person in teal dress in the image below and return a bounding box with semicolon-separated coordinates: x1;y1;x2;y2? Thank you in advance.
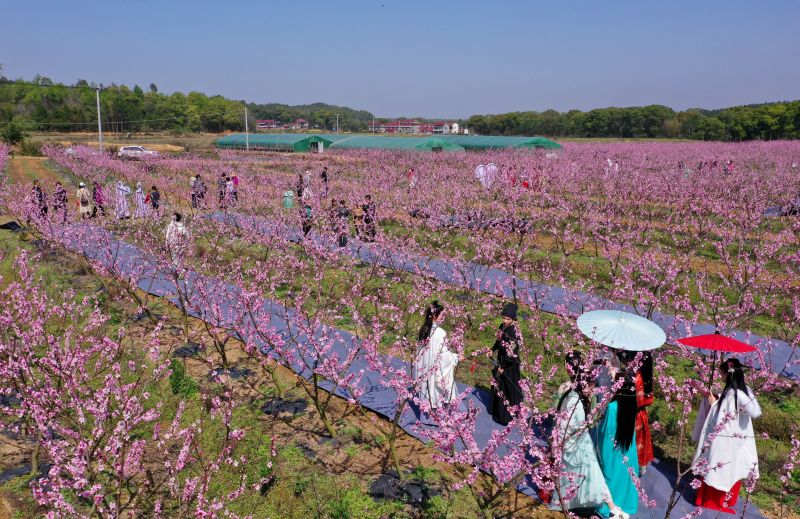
551;351;625;518
596;372;640;518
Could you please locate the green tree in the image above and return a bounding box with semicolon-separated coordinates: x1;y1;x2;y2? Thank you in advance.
1;122;24;144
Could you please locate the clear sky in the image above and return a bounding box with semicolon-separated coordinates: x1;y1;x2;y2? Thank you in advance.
2;0;798;119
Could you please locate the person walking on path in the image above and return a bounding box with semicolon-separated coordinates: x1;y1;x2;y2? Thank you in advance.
296;172;306;201
407;167;417;192
76;182;93;220
596;373;639;519
691;358;761;514
165;212;189;267
616;350;655;474
190;175;198;208
550;351;624;518
353;202;365;239
362;194;377;242
194;175;207;209
217;173;227;209
149;185;161;216
301;203;313;237
115;181;131;219
231;173;239;203
225;176;235;207
53;181;68;223
489;303;523;425
32;179;48;219
413;301;459;411
320;166;329;197
134;182;148;218
335;199;351;247
92;181;105;217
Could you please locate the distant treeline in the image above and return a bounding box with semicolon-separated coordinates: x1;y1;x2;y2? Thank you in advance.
2;73;799;140
0;74;375;133
467;102;800;141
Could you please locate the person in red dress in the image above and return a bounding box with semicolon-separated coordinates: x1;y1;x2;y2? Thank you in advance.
617;351;655;473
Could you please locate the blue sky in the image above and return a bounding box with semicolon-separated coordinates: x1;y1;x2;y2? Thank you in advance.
2;0;798;118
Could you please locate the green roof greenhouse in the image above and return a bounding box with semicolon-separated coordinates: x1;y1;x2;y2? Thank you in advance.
215;133;562;152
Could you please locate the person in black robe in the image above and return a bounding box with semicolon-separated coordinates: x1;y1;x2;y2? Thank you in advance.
490;302;523;425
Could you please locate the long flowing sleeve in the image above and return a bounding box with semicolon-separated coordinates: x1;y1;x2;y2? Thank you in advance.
739;389;761;419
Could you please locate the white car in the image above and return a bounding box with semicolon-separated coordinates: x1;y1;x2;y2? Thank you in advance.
117;146;158;159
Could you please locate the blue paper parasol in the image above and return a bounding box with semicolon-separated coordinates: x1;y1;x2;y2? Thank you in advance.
577;310;666;351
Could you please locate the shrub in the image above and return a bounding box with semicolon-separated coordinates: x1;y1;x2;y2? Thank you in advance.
1;123;24;145
169;358;198;397
411;466;441;484
423;495;449;519
18;139;42;156
327;488;381;519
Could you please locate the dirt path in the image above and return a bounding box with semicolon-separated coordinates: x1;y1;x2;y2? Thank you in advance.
6;157;62;186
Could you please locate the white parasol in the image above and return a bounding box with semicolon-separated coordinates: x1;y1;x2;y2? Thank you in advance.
577;310;666;351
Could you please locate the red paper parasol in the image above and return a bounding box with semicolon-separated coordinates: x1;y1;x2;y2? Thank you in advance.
677;331;757;353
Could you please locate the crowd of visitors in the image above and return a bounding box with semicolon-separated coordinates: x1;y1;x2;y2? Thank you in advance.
25;178;164;223
412;297;761;518
288;165;379;244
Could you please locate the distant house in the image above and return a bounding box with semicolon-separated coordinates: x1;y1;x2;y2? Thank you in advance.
287;118;309;130
368;119;459;134
257;118;310;131
256;119;282;130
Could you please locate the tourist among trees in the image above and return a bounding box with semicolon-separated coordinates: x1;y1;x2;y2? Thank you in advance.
115;181;131;219
53;181;67;223
134;182;147;218
489;302;523;426
616;350;655;473
165;212;189;266
31;179;47;218
76;182;93;220
149;185;161;216
413;301;459;411
551;351;624;518
691;358;761;514
596;373;640;518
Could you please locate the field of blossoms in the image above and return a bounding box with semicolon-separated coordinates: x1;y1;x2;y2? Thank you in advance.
0;141;798;518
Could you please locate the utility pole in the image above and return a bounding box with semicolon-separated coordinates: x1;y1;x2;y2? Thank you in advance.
372;115;375;134
335;113;340;134
95;87;103;153
244;105;250;151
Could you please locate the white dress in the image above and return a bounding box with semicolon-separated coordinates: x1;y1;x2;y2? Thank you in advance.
115;182;131;219
134;184;147;217
413;324;458;409
692;388;761;492
165;220;189;265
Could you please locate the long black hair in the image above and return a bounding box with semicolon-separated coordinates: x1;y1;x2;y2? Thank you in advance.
418;300;444;341
558;350;590;416
717;358;748;411
616;350;654;395
614;372;638;451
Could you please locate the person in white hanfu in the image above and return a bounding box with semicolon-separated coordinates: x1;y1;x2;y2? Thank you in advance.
165;212;189;267
134;182;147;218
115;181;131;219
691;358;761;514
413;301;459;410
